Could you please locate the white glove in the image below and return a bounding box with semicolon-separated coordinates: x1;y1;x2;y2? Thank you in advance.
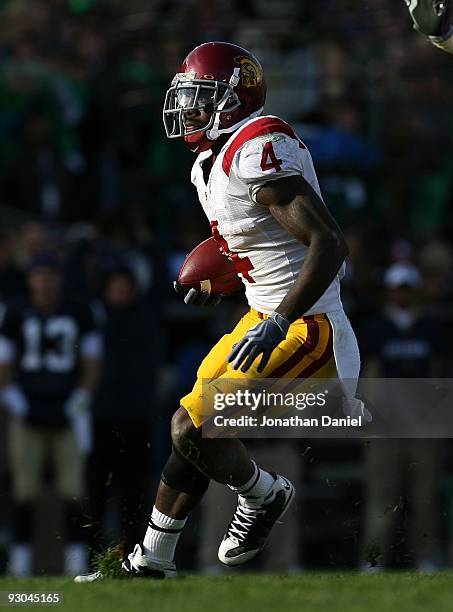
64;388;93;455
0;384;29;417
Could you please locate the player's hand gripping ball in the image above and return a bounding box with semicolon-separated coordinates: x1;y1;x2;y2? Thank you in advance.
176;237;242;305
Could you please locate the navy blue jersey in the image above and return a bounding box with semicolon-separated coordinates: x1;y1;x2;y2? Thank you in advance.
0;298;100;426
360;312;443;378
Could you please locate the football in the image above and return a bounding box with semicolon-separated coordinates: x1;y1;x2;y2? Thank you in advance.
177;237;243;295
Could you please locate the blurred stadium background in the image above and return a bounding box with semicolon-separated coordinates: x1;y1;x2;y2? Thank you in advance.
0;0;453;578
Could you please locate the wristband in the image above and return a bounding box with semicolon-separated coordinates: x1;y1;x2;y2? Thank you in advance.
64;388;93;418
269;312;290;336
0;384;29;417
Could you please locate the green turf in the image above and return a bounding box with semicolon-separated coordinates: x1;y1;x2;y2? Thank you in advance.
1;573;453;612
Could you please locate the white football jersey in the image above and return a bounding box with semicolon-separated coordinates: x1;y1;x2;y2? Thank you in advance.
191;115;345;315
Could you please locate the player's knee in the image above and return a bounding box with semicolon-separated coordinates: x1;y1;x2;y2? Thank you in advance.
162;447;210;496
171;407;199;458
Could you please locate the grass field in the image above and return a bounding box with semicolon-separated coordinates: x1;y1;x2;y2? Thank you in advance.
1;573;453;612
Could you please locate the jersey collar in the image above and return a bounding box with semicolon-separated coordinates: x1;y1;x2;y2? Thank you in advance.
194;115;274;167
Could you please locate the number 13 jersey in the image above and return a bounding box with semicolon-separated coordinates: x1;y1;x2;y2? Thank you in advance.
191;115;345;315
0;299;102;426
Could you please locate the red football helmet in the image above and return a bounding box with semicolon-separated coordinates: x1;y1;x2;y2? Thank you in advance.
163;42;267;152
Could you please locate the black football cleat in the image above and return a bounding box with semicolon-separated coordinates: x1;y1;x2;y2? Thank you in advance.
218;473;295;566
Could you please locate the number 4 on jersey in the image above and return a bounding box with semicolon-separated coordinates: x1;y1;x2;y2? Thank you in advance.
260;141;282;172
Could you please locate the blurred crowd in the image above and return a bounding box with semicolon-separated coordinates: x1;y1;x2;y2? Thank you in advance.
1;0;453;575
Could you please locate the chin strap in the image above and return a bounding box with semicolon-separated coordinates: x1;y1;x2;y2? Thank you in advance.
207;67;240;140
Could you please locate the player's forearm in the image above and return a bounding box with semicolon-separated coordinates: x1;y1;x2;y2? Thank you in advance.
0;364;12;388
0;363;30;417
78;358;101;392
275;233;347;322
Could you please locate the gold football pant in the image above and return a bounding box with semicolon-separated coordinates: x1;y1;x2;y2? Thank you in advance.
180;308;336;428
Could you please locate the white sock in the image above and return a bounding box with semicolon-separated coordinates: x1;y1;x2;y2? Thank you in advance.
142;507;186;564
229;461;275;500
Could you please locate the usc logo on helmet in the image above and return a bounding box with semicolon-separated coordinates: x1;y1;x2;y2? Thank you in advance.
234;56;263;88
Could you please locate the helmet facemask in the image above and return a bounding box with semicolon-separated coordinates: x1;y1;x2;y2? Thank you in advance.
163;69;244;142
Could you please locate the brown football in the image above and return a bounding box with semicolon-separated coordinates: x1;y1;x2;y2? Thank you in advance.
177;237;243;295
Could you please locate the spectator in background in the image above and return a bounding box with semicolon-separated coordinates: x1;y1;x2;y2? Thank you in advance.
0;230;26;301
360;262;444;571
14;223;52;272
0;253;102;577
2;104;83;222
86;265;159;556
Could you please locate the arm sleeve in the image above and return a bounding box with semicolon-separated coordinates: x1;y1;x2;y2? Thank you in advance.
230;133;309;202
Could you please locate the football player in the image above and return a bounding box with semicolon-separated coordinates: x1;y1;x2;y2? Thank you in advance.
405;0;453;53
76;41;362;582
0;253;103;577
